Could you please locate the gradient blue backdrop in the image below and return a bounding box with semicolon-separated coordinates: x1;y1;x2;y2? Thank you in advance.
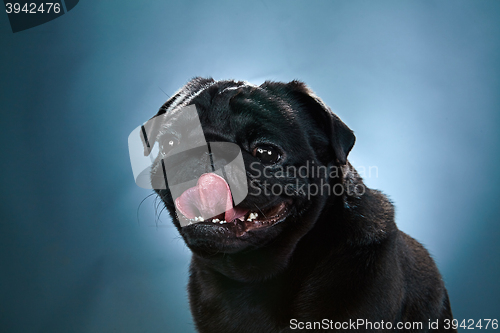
1;1;499;332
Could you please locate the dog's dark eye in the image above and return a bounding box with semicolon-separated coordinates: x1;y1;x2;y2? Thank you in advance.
253;145;281;164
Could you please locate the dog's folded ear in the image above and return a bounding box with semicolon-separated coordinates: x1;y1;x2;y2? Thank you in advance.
328;111;356;165
260;80;355;165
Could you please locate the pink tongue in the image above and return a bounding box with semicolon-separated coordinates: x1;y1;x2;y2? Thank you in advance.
175;173;248;222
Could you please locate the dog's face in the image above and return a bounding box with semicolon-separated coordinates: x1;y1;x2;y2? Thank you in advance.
143;78;355;280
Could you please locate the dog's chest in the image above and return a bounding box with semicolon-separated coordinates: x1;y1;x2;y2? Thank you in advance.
189;273;295;331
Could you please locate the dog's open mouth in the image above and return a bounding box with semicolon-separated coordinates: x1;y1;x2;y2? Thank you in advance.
174;173;290;235
180;201;290;234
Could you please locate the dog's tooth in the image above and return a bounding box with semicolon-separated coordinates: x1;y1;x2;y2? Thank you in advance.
246;212;258;221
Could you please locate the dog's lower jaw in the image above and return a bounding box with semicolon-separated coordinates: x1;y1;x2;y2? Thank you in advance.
164;177;340;281
188;210;320;282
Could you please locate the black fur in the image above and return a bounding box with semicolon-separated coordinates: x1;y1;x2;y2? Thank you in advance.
144;78;455;332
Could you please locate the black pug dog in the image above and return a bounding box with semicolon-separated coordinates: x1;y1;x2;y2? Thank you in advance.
140;78;455;332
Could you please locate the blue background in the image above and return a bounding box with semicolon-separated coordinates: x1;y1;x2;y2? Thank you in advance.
1;1;499;332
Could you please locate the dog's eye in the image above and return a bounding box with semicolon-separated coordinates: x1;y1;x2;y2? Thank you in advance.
253;145;281;164
161;137;179;153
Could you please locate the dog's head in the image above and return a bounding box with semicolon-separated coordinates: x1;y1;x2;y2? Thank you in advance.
140;78;355;280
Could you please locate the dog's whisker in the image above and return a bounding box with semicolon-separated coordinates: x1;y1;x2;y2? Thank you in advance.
253;203;267;218
157;206;168;226
136;192;157;224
